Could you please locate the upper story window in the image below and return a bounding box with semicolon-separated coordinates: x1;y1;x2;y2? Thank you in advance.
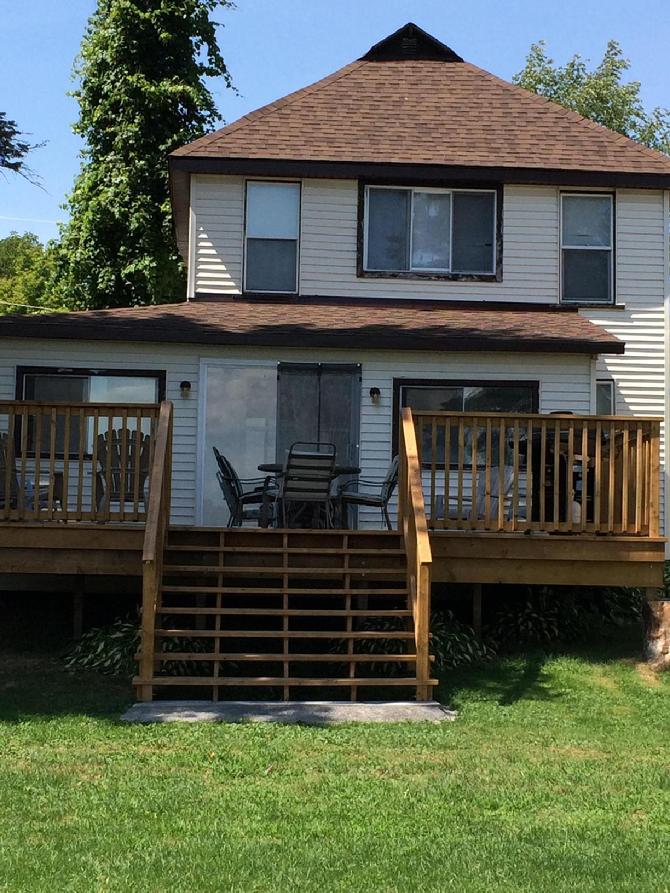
561;194;613;304
244;181;300;293
362;186;497;278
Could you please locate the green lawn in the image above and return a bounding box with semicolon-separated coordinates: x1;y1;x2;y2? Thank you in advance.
1;633;670;892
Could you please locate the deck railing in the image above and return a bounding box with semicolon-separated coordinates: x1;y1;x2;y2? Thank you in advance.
397;407;433;700
413;411;662;537
0;401;161;522
138;400;173;702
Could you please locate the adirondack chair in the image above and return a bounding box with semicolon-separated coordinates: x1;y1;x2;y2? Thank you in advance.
95;428;153;513
0;432;54;513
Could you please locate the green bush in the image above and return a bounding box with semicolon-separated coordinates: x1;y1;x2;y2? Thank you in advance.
64;615;214;678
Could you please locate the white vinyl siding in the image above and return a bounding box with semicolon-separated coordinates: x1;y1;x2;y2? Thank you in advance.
190;177;559;302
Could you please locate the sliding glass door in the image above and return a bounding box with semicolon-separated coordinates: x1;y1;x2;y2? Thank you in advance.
276;364;361;466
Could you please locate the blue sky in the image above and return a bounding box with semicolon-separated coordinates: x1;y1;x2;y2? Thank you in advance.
1;0;668;243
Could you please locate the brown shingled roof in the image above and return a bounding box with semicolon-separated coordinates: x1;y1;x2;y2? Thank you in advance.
171;23;670;181
0;297;624;355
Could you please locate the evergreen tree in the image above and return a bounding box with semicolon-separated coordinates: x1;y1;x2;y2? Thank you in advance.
514;40;670;154
54;0;234;309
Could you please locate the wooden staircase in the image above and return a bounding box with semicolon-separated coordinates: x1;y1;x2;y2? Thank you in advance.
135;402;435;703
135;527;436;701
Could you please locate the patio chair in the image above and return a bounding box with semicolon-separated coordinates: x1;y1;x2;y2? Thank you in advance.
213;447;277;527
280;442;337;528
95;428;153;513
339;455;399;530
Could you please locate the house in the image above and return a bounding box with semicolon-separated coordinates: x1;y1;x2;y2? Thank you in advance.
1;23;669;699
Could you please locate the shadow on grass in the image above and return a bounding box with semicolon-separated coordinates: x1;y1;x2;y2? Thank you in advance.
437;627;645;709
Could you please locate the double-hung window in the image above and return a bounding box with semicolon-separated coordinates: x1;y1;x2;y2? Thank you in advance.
363;186;497;276
561;194;614;304
244;181;300;293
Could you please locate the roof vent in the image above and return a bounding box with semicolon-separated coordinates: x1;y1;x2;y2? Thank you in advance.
361;22;463;63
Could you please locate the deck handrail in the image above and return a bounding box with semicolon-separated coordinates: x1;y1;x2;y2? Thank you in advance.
397;407;433;701
411;410;662;537
0;401;162;523
138;400;173;701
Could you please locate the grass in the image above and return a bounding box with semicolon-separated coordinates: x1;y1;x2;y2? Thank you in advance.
1;630;670;892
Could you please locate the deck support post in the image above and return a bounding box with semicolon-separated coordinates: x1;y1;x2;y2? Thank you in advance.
644;589;670;670
472;583;482;640
72;575;85;640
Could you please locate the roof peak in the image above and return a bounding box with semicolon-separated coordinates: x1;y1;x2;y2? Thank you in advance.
360;22;464;63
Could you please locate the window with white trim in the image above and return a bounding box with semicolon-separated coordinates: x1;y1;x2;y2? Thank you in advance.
244;181;300;293
596;379;615;415
561;194;613;304
363;186;497;275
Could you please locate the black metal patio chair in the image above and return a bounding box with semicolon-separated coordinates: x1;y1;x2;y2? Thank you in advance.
213;447;277;527
338;455;398;530
280;441;337;528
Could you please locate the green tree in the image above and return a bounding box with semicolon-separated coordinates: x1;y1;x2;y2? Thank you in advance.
514;40;670;154
54;0;234;310
0;232;63;314
0;113;43;183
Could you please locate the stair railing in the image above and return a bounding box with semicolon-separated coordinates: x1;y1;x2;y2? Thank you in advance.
397;407;433;701
137;400;173;701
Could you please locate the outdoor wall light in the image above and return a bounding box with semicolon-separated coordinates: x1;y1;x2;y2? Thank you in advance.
179;380;192;398
369;387;381;405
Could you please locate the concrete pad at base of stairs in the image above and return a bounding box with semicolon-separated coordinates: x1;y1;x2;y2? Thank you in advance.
121;700;456;725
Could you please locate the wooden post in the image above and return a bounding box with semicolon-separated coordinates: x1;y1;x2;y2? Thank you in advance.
139;561;158;701
72;575;85;640
644;588;670;669
472;583;482;641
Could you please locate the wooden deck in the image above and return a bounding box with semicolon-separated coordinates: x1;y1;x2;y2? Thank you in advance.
0;400;666;699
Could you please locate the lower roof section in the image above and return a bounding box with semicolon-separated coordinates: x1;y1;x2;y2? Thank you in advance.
0;297;624;355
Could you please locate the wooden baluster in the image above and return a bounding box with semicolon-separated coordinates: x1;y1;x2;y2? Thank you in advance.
539;419;547;530
33;408;42;518
103;411;114;521
580;421;588;532
525;419;533;531
621;423;630;533
132;408;142;517
76;409;86;520
635;424;643;534
516;418;521;530
457;418;465;527
2;410;14;520
91;409;100;519
594;421;602;532
119;409;129;520
18;406;29;519
443;417;451;527
607;421;615;533
430;417;437;526
552;419;561;532
46;407;57;520
61;407;71;518
566;419;574;532
484;418;492;529
498;418;505;531
470;417;478;530
649;421;660;538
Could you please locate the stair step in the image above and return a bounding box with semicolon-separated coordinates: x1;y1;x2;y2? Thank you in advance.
151;652;420;662
159;585;408;596
165;545;406;556
162;565;407;578
157;607;411;617
156;629;415;640
136;676;436;687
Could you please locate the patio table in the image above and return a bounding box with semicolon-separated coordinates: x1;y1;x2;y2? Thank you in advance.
258;463;361;528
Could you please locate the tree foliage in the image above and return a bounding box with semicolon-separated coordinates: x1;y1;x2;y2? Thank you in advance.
0;113;42;184
53;0;234;310
0;232;64;314
514;40;670;154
